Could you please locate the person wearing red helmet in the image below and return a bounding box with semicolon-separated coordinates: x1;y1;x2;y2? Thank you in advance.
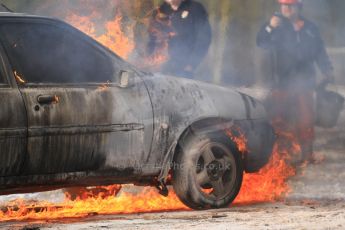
257;0;334;164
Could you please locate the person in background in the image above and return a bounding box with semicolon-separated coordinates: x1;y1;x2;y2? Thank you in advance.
256;0;334;164
148;0;212;79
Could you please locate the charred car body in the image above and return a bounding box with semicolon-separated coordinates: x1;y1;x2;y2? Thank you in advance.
0;13;275;209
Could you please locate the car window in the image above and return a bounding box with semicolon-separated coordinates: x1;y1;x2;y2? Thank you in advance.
0;22;116;84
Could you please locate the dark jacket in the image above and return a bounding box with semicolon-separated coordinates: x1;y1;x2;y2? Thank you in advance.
148;0;212;78
257;16;333;89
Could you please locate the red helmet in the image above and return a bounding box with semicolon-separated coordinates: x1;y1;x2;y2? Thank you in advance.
278;0;303;4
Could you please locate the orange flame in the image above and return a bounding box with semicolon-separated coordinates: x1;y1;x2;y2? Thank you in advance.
0;188;188;222
96;81;111;92
226;127;297;203
225;128;248;153
66;12;134;60
0;129;299;222
0;7;301;222
141;51;169;72
65;7;168;72
236;143;297;203
64;185;122;201
13;70;26;84
96;16;135;59
136;7;171;71
53;95;59;104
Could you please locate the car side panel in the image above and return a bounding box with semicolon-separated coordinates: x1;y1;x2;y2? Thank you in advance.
19;80;153;175
143;75;219;172
0;89;27;177
0;42;27;177
143;74;274;176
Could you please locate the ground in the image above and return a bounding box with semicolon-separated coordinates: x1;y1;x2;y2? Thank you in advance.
0;124;344;230
4;201;345;230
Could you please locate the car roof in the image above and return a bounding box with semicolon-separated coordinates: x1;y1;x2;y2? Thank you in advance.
0;12;58;21
0;12;80;33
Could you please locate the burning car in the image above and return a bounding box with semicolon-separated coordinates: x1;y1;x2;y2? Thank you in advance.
0;13;275;209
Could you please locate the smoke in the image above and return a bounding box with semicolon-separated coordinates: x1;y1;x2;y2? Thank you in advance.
26;0;122;36
0;0;344;205
2;0;345;85
209;0;345;201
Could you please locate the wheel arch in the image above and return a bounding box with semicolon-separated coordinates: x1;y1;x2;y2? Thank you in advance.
157;117;236;184
157;116;275;184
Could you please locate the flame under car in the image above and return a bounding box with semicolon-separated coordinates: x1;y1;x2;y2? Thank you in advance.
0;13;275;209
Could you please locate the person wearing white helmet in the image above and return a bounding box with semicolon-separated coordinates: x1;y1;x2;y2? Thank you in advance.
257;0;334;164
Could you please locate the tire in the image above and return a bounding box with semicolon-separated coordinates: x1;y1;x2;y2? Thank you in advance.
172;132;243;209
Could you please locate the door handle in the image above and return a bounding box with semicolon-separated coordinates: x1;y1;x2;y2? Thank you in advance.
37;95;59;104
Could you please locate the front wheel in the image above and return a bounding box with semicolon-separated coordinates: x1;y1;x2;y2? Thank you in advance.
172;132;243;209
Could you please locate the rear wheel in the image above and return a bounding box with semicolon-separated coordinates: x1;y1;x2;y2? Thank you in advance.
172;132;243;209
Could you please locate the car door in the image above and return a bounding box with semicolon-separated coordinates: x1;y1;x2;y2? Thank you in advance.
0;19;154;176
0;44;27;177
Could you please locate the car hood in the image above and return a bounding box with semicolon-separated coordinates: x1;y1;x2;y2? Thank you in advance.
142;73;267;122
